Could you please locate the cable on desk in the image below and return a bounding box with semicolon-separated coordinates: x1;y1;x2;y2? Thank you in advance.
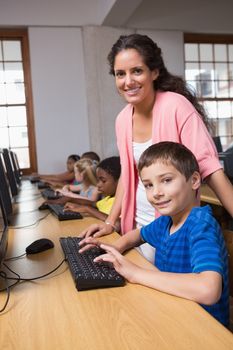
9;212;52;229
0;259;66;313
4;253;27;261
0;266;21;290
0;272;11;312
2;259;66;281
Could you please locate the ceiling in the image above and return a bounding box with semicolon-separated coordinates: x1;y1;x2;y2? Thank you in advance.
104;0;233;33
0;0;233;33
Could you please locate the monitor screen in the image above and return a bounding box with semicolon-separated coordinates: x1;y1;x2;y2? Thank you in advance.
0;191;8;269
10;151;21;185
0;152;13;219
213;136;223;153
219;142;233;182
2;149;18;197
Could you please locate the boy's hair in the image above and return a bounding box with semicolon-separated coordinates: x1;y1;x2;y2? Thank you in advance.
68;154;80;162
74;158;98;186
138;142;199;181
81;151;100;162
97;156;121;181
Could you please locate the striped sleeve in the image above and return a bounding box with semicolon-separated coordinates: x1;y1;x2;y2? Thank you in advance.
189;216;224;275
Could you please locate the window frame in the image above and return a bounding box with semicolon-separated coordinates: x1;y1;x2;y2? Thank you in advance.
184;33;233;150
0;28;37;174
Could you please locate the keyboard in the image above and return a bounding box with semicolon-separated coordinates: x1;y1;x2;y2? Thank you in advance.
48;203;83;221
59;236;125;291
29;175;40;183
37;181;51;190
41;188;62;200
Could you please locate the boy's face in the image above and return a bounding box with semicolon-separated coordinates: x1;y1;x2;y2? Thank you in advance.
140;161;200;219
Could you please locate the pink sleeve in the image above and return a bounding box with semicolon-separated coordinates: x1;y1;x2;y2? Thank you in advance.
180;112;222;180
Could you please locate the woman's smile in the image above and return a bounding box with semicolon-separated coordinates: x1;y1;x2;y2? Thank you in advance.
114;48;157;107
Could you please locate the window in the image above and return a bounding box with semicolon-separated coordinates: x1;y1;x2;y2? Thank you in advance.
0;29;36;174
184;34;233;150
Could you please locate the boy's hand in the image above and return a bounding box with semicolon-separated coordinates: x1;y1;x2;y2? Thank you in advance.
94;244;141;283
79;222;113;238
78;237;103;253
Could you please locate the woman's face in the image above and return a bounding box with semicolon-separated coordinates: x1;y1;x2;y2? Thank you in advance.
114;48;158;106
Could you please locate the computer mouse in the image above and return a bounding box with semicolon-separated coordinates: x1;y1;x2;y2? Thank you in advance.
26;238;54;254
38;203;49;210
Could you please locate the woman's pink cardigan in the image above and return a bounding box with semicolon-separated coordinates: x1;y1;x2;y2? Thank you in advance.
115;91;222;234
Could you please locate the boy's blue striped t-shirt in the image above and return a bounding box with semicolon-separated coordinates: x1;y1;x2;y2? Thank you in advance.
140;205;229;327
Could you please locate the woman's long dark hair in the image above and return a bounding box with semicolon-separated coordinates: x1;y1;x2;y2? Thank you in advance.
107;34;211;130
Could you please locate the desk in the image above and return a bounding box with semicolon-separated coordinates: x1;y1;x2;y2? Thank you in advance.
200;184;222;206
200;184;233;229
1;182;233;350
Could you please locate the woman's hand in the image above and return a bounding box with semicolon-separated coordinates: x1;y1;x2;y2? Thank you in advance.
79;222;114;238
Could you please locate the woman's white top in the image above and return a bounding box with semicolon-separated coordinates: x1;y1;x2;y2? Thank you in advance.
133;139;155;228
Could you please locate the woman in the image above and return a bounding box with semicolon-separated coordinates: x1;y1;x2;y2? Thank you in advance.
80;34;233;260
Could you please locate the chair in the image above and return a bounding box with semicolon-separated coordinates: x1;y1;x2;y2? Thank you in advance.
223;229;233;331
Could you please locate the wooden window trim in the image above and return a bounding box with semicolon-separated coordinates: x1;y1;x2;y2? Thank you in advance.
184;33;233;44
0;28;37;174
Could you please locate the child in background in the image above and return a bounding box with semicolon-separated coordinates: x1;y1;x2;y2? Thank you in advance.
67;151;101;186
58;158;99;202
64;156;121;224
81;151;100;163
80;142;229;327
33;154;80;186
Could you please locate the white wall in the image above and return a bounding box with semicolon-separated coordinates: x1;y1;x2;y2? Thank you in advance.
29;27;90;172
0;0;185;172
1;24;184;172
28;26;184;170
136;30;184;77
82;26;133;158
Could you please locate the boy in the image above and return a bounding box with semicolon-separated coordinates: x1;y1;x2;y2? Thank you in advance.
80;142;229;327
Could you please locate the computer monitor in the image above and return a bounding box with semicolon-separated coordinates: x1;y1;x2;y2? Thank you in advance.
2;148;18;197
9;151;21;185
213;136;223;153
219;142;233;182
0;152;13;219
0;190;9;269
